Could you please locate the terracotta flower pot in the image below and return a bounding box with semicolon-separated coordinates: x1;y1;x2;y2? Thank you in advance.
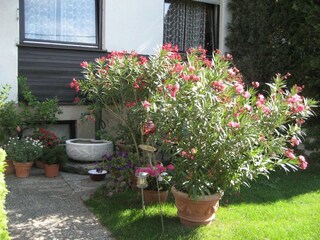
44;164;60;178
171;186;222;227
13;161;34;178
4;159;14;175
143;190;168;205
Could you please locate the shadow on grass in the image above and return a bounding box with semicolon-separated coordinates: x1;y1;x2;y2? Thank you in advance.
85;189;201;240
220;167;320;206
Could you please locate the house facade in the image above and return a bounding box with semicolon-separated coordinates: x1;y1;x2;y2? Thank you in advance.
0;0;230;138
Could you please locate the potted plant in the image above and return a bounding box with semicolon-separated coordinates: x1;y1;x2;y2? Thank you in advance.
32;128;60;168
42;145;67;178
2;137;43;177
135;163;174;204
141;44;317;226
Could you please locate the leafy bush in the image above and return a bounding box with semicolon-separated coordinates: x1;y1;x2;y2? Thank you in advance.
227;0;320;100
0;85;20;144
42;145;68;165
0;149;9;240
18;77;62;129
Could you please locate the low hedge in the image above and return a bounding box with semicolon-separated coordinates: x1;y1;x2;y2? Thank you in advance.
0;149;9;239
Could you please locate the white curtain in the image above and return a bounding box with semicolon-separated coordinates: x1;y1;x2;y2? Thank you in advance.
24;0;96;44
164;0;206;51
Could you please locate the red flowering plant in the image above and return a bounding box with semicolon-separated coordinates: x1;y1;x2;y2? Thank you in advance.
32;128;59;148
142;44;317;200
32;128;66;165
135;163;174;191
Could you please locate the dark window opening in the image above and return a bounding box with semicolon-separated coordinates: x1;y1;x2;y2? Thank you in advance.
164;0;220;53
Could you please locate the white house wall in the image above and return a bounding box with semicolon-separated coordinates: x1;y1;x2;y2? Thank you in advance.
104;0;164;55
0;0;19;102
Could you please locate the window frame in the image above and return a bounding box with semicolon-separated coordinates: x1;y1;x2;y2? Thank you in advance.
19;0;103;49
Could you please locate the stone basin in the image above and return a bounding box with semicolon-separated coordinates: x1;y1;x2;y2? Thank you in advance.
66;138;113;162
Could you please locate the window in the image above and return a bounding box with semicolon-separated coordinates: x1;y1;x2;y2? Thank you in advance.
164;0;220;53
20;0;101;47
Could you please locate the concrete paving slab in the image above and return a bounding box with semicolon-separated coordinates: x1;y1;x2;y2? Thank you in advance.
5;168;114;240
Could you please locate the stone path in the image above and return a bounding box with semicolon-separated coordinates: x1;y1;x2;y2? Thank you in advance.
5;168;114;240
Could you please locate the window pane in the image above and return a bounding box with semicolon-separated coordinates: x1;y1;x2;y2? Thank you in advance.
60;0;96;44
163;0;219;52
24;0;97;44
164;0;186;51
25;0;57;41
185;1;206;50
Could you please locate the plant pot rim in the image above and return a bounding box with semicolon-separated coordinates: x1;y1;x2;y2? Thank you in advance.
12;160;34;164
88;169;108;175
171;186;223;201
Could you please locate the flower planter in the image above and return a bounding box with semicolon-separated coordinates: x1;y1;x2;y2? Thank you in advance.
66;138;113;162
88;169;107;181
4;159;14;175
13;161;34;178
171;186;222;227
44;164;60;178
143;190;168;205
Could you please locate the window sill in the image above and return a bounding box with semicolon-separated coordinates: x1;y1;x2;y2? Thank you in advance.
17;42;106;53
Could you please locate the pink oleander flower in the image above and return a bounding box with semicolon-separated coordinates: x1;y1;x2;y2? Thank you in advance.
296;119;305;124
252;82;260;88
292;104;305;113
256;93;265;107
227;121;240;128
298;155;308;170
191;75;200;82
287;94;303;104
242;91;251;98
174;63;183;72
262;106;271;115
138;56;148;65
167;164;175;171
228;67;240;78
168;83;179;100
244;104;252;111
212;80;225;92
142;100;151;111
182;74;191;81
188;66;195;72
234;82;244;94
284;149;295;160
70;78;80;92
125;101;137;108
73;97;80;103
80;61;88;68
290;136;301;146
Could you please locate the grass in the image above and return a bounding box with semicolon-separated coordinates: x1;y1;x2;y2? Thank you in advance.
85;168;320;240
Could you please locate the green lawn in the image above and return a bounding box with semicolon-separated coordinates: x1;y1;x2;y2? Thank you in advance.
85;169;320;240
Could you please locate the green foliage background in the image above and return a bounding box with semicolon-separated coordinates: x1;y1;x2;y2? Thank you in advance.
226;0;320;100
